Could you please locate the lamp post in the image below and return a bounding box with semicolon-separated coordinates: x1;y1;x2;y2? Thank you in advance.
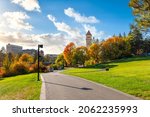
38;44;43;81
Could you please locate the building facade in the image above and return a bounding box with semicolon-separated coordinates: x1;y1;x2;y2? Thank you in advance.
86;30;92;47
45;54;58;64
23;49;37;56
6;44;22;54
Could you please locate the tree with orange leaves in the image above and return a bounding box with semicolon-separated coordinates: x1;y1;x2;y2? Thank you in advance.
19;53;34;63
63;42;76;66
101;36;131;61
89;43;101;64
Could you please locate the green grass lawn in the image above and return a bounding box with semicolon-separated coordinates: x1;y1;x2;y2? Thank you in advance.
0;73;41;100
63;56;150;99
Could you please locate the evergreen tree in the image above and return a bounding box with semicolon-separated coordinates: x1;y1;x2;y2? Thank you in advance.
119;33;122;38
123;32;126;38
128;24;144;55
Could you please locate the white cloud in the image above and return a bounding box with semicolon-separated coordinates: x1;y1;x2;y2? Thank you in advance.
0;31;69;54
47;14;84;45
47;15;56;22
64;7;99;24
2;11;33;31
11;0;41;12
0;31;37;45
83;24;104;39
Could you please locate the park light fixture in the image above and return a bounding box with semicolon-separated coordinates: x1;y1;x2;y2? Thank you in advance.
37;44;43;81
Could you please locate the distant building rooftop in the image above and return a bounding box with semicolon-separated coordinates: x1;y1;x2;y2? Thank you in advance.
6;43;23;54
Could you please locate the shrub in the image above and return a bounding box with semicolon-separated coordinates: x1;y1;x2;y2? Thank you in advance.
41;65;48;73
29;65;35;73
19;53;34;63
29;64;37;73
85;59;95;66
52;64;58;70
0;68;5;78
12;62;29;75
0;68;15;77
29;62;48;73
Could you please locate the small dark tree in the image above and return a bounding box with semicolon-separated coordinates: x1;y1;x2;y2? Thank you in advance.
119;33;122;38
143;37;150;54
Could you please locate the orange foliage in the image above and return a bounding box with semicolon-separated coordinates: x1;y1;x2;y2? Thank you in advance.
19;53;33;63
101;36;131;60
0;68;6;77
89;43;101;64
63;42;76;66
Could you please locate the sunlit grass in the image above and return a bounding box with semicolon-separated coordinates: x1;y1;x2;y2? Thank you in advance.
0;73;41;100
63;56;150;99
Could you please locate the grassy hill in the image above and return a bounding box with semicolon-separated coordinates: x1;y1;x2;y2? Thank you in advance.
63;56;150;99
0;73;41;100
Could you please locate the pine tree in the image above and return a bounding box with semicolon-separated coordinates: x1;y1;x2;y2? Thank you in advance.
128;24;144;55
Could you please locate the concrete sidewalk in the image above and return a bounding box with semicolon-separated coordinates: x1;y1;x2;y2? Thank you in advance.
40;72;140;100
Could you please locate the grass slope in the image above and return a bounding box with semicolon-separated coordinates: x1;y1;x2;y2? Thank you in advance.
0;73;41;100
63;56;150;99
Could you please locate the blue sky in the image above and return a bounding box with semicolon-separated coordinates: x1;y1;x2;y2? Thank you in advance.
0;0;134;54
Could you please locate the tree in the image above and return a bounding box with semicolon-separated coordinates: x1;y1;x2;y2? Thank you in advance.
55;54;66;67
128;24;144;55
123;32;127;38
119;33;123;38
44;54;51;63
72;46;89;66
143;37;150;54
0;47;5;67
33;51;38;63
2;53;12;71
63;42;76;66
19;53;34;63
101;36;131;60
89;43;101;64
129;0;150;30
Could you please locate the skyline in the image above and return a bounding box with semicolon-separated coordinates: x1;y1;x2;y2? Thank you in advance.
0;0;134;54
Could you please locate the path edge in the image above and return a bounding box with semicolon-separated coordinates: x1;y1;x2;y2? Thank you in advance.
40;74;46;100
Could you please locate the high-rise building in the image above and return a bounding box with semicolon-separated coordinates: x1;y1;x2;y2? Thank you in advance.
86;30;92;47
6;44;22;54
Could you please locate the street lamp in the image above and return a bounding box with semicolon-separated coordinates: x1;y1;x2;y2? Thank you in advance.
38;44;43;81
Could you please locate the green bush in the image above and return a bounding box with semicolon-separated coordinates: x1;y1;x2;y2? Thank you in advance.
52;64;58;70
51;63;64;70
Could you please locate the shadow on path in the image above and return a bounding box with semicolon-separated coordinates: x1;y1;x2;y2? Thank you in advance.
44;81;93;91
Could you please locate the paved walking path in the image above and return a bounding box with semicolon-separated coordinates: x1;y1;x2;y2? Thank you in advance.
40;71;139;100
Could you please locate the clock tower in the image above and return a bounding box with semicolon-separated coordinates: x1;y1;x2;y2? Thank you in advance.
86;30;92;47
